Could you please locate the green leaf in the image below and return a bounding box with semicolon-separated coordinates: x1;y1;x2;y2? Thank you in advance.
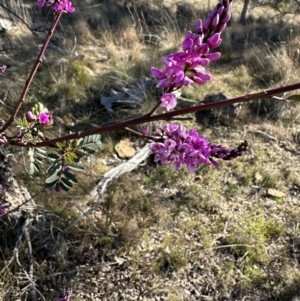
37;102;44;112
64;171;78;184
60;181;70;191
37;147;47;154
45;181;58;189
61;177;73;188
35;157;44;165
28;148;34;157
36;147;47;158
48;153;60;160
30;163;35;174
56;142;64;150
36;152;47;159
46;162;62;175
33;162;41;172
68;164;84;172
287;95;300;101
64;152;78;165
45;173;59;184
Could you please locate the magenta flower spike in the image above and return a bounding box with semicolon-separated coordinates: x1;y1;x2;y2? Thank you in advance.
149;124;247;171
151;0;232;96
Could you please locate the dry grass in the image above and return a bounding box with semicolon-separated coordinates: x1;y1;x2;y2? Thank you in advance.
1;0;300;300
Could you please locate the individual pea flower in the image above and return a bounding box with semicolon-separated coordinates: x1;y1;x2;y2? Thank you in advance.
38;111;51;126
149;123;247;172
160;93;177;110
0;65;7;75
38;0;75;13
141;126;150;136
0;134;8;146
57;290;72;301
0;204;10;215
207;33;222;49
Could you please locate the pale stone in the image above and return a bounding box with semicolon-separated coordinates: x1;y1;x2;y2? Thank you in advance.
115;138;136;159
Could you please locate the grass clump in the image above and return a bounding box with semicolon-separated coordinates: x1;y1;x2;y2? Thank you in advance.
225;212;285;264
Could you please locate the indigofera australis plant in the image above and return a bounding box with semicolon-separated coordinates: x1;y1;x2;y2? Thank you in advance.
0;0;300;298
1;0;300;202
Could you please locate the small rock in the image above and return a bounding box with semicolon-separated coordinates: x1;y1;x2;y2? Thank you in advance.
195;93;242;125
267;189;287;198
115;138;136;159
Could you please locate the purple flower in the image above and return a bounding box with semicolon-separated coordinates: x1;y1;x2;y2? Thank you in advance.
149;123;247;171
0;135;7;146
38;0;75;13
57;290;72;301
207;33;222;49
0;65;7;75
141;126;149;136
38;112;50;126
0;204;10;214
160;93;177;110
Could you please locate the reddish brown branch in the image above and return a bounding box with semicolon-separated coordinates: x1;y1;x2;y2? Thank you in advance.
10;81;300;148
0;11;63;133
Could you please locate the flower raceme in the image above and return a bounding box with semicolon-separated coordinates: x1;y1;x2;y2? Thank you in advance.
149;123;247;172
151;0;232;110
38;0;75;13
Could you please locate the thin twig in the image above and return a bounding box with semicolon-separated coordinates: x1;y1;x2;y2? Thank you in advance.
11;82;300;148
23;221;37;301
0;11;63;133
0;188;45;219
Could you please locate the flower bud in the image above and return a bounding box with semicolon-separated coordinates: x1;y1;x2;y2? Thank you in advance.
224;3;232;13
207;33;222;49
195;19;203;34
141;126;149;136
221;12;231;25
26;111;36;122
217;6;224;16
205;52;221;61
198;43;209;54
217;23;227;33
182;37;193;51
203;18;211;33
211;14;220;29
208;7;218;19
